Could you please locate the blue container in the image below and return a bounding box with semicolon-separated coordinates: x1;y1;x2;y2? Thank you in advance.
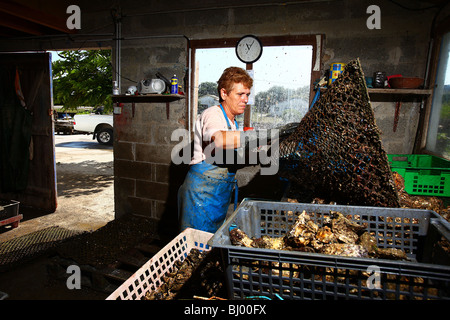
328;62;346;85
170;74;178;94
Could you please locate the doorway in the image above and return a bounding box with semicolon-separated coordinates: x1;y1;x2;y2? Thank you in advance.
50;49;115;233
0;50;115;240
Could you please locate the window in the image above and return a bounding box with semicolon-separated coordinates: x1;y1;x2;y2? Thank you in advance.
426;31;450;159
189;35;321;132
195;47;245;116
250;45;312;129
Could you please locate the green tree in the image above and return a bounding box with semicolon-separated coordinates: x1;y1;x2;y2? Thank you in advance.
52;50;113;112
255;86;288;113
255;85;310;113
198;82;217;96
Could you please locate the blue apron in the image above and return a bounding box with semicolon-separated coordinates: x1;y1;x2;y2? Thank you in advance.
178;104;239;233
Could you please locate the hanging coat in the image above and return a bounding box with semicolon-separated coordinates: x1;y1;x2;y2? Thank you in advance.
0;67;32;192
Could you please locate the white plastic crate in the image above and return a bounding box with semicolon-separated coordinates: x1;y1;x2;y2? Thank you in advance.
106;228;213;300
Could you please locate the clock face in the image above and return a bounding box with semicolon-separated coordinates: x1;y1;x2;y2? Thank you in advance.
236;35;263;64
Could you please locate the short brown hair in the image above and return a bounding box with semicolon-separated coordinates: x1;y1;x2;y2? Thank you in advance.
217;67;253;102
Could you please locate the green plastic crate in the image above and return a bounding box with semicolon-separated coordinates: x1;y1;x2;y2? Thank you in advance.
388;154;450;197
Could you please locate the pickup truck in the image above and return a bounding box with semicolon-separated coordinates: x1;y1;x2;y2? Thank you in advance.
74;113;114;145
54;112;75;135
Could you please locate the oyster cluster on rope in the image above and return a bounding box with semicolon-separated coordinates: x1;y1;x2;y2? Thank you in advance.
277;58;400;208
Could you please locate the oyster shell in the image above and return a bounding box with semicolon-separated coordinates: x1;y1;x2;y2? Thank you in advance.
330;211;364;244
321;243;368;258
315;226;336;244
375;247;408;260
252;235;286;250
284;210;318;247
229;228;253;247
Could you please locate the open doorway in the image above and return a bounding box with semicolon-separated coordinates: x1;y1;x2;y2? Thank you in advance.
0;50;115;241
49;49;115;234
0;51;114;240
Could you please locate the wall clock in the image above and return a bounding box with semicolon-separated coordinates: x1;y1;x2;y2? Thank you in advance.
235;35;263;64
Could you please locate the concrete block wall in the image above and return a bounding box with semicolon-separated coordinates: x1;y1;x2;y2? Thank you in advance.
113;100;190;226
113;38;189;227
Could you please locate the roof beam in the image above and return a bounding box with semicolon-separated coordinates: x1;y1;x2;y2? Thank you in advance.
0;11;45;36
0;0;75;34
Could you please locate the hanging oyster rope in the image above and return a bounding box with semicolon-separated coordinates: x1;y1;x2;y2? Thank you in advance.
277;58;399;207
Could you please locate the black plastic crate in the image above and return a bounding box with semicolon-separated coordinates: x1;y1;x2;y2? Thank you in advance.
0;200;19;221
208;199;450;300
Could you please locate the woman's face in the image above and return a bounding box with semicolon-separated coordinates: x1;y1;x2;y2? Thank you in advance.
220;82;251;116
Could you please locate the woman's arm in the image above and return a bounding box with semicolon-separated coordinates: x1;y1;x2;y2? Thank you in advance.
211;130;241;149
211;130;271;150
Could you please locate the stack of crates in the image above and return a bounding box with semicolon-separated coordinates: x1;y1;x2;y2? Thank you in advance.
388;154;450;197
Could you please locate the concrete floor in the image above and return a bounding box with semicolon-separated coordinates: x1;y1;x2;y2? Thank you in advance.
0;133;115;300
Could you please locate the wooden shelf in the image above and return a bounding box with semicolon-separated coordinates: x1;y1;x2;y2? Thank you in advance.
367;88;432;102
112;94;185;103
320;87;432;95
367;88;432;95
318;87;432;102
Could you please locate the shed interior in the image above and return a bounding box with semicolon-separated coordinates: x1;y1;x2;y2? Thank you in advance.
0;0;449;301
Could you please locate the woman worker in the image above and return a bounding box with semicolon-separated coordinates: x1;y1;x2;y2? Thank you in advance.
178;66;267;233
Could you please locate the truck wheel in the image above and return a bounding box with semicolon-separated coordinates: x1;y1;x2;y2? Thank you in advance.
96;128;113;145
